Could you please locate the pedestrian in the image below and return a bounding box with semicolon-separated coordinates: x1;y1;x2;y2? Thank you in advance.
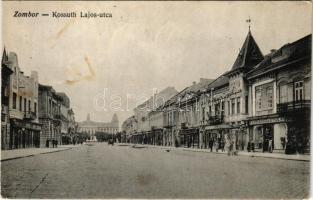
229;141;234;156
52;139;55;148
215;140;219;152
268;138;273;153
209;138;214;152
221;140;225;152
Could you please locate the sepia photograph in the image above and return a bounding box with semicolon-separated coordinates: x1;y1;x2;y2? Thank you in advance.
1;1;312;199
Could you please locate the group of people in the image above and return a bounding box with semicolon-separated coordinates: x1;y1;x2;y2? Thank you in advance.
208;136;237;156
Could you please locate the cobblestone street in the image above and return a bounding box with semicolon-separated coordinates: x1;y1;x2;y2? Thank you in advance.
1;143;309;199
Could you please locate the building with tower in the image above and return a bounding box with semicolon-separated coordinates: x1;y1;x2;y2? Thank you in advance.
77;114;119;140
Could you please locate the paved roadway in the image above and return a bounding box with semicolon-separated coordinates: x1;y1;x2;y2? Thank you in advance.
1;143;309;199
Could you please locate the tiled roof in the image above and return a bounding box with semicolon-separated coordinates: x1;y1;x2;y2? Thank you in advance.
247;34;311;79
227;31;264;74
207;74;229;90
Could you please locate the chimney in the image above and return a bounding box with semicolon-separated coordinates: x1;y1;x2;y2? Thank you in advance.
192;81;196;85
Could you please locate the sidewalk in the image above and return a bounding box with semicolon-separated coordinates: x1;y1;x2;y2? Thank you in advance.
128;143;310;162
1;145;81;162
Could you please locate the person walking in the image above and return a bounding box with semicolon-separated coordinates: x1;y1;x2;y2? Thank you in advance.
268;138;273;153
209;138;214;152
215;140;219;152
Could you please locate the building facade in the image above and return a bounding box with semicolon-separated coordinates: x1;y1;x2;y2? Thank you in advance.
246;34;311;154
38;84;63;147
77;113;119;139
1;48;13;149
4;51;41;149
124;31;311;155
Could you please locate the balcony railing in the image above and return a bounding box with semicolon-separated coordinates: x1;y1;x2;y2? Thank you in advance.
24;111;37;120
277;100;311;117
207;115;224;125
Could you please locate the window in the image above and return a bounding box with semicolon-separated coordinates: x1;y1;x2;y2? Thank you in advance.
245;96;249;114
266;87;273;108
237;97;241;114
24;98;26;112
221;101;225;116
28;100;31;112
208;106;211;116
227;101;230;115
279;84;288;103
215;103;220;116
255;88;262;111
202;107;205;121
231;98;235;114
13;93;17;109
34;102;37;114
255;83;274;113
294;81;304;101
19;96;22;111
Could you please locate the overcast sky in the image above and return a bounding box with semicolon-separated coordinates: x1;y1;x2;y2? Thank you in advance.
2;1;311;126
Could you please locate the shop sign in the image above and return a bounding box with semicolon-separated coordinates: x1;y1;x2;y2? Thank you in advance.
249;117;285;125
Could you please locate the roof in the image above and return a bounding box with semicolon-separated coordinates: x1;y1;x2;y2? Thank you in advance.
207;74;229;91
247;34;311;79
162;78;214;108
135;86;178;110
226;31;264;75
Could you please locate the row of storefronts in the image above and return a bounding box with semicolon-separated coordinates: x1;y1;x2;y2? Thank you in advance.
124;31;311;155
1;48;76;150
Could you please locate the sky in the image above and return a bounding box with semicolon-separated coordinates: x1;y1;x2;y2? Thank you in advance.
2;1;312;126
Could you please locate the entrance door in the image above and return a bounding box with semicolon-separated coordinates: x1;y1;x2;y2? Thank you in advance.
263;124;274;152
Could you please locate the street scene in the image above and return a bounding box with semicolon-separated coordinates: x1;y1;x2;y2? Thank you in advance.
1;1;312;199
1;143;309;199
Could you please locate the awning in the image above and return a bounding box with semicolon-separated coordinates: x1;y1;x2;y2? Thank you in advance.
204;124;233;130
10;118;42;131
179;128;199;135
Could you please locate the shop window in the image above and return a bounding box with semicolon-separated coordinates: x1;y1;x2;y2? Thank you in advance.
236;97;240;114
12;93;17;109
294;80;304;101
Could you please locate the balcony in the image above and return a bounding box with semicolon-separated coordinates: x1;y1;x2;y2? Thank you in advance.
277;100;311;118
24;111;37;120
207;115;224;125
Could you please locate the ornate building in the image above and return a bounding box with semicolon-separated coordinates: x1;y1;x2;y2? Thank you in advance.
4;50;41;149
77;113;119;139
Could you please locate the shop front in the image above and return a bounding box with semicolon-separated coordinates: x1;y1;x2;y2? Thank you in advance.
153;129;163;146
203;124;232;151
248;115;287;153
179;128;199;148
9;118;41;149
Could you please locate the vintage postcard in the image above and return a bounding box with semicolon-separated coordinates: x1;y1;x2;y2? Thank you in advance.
1;1;311;199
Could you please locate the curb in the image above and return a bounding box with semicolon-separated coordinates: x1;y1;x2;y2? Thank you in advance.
180;148;310;162
1;147;73;162
130;144;310;162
